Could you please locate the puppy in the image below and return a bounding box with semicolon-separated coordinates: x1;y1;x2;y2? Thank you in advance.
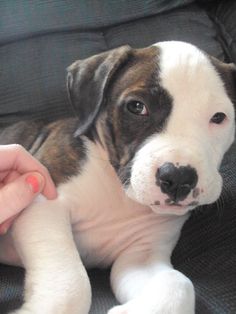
0;41;235;314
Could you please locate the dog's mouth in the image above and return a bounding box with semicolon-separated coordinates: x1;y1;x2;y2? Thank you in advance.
150;200;199;215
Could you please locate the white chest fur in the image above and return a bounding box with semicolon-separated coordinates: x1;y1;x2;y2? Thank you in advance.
57;141;187;267
0;140;186;270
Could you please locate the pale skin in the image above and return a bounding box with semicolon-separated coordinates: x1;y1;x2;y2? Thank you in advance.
0;144;57;234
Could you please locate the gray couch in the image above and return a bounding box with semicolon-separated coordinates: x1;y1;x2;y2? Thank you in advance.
0;1;236;313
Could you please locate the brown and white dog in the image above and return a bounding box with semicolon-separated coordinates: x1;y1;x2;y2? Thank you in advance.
0;41;235;314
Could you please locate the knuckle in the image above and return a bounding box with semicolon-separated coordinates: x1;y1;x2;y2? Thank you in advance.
12;182;31;205
41;164;48;173
0;187;23;217
12;187;26;205
11;144;28;160
41;164;51;178
11;143;24;153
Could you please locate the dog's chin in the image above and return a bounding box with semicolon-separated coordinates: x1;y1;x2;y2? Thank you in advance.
125;186;197;216
149;204;193;216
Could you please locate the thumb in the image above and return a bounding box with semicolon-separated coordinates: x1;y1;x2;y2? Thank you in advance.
0;172;44;224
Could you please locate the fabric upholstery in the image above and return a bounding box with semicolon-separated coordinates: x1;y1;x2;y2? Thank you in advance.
0;2;224;127
0;1;236;313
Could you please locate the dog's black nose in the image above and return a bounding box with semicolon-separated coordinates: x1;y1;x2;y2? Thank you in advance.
156;162;198;202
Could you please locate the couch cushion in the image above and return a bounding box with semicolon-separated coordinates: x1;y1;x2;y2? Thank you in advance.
207;0;236;63
105;4;223;56
172;137;236;314
0;3;224;127
0;2;235;313
0;0;195;45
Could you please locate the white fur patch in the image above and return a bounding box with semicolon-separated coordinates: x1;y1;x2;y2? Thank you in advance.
127;41;235;215
1;41;234;314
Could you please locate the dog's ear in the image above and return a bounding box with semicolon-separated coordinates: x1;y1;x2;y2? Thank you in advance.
220;62;236;105
228;63;236;104
67;45;132;136
210;56;236;105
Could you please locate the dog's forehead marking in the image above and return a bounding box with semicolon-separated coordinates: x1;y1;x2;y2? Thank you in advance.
152;41;234;122
155;41;224;95
111;45;160;94
109;45;173;115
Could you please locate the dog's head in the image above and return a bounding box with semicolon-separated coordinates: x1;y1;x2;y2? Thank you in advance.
67;41;236;215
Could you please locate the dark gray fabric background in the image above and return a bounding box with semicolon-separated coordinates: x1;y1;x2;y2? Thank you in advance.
0;1;236;313
0;2;224;127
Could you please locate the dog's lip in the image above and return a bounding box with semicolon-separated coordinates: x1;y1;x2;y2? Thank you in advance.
150;202;193;213
150;200;199;209
151;203;187;210
150;203;191;216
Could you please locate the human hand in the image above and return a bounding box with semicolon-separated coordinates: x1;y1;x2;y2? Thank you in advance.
0;144;57;234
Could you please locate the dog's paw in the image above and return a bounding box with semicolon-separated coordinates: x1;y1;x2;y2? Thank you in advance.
108;281;195;314
109;270;194;314
9;309;31;314
108;307;128;314
9;305;39;314
107;303;138;314
108;300;157;314
108;299;194;314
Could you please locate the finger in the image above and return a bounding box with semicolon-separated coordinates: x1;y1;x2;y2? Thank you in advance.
0;169;56;200
40;170;57;200
0;145;57;199
0;172;45;224
0;215;17;234
0;170;20;183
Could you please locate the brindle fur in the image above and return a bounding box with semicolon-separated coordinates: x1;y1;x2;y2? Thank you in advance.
0;119;86;185
0;46;174;189
2;46;233;194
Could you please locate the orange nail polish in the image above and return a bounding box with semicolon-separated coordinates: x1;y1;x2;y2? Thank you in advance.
26;175;40;193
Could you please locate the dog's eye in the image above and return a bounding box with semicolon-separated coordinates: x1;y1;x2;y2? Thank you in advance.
210;112;226;124
126;101;148;116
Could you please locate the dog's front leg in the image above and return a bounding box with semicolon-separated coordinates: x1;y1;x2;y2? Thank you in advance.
108;216;194;314
9;197;91;314
109;252;194;314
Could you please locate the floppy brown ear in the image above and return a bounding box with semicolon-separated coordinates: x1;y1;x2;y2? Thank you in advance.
220;62;236;105
230;63;236;104
210;56;236;105
67;45;132;136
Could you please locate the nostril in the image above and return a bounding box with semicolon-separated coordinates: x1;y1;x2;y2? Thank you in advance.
156;162;198;201
156;162;177;184
161;180;173;188
159;179;175;194
178;184;191;196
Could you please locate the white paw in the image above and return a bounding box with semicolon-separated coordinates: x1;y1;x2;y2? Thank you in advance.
108;272;195;314
108;298;194;314
108;306;128;314
108;302;140;314
9;305;42;314
9;309;31;314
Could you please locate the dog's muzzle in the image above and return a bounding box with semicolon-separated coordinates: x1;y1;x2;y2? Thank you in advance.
156;162;198;202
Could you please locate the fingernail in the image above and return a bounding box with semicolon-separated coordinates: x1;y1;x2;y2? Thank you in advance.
26;175;41;193
0;225;8;235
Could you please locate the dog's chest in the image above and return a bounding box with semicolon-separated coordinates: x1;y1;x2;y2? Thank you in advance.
58;143;167;267
72;203;161;268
